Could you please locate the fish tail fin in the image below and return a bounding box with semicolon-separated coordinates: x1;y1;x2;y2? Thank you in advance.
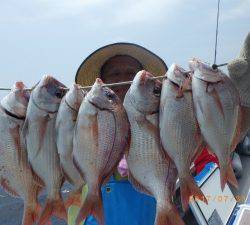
37;198;67;225
75;191;104;225
22;203;46;225
155;204;184;225
220;163;238;191
65;188;82;208
179;176;208;211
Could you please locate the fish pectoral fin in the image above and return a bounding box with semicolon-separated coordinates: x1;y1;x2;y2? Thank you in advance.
35;115;50;158
9;125;22;164
76;191;104;225
176;87;184;98
21;119;29;140
128;171;152;196
137;117;159;139
192;145;204;162
209;87;225;118
71;112;78;122
124;129;131;155
37;198;67;225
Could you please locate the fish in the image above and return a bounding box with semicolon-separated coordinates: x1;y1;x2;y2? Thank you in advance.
228;33;250;140
73;78;130;225
23;75;67;225
159;64;207;211
123;70;184;225
190;58;240;190
56;83;86;207
0;82;45;225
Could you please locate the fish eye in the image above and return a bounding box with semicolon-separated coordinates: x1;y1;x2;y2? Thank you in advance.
55;89;65;98
103;88;115;99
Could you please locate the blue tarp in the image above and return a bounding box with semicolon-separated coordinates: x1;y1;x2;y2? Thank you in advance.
84;177;156;225
75;163;217;225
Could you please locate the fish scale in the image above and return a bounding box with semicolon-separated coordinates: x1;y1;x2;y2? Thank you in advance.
190;59;240;191
73;78;129;225
24;75;67;225
56;84;85;207
124;70;184;225
160;64;207;212
26;108;62;197
0;82;43;225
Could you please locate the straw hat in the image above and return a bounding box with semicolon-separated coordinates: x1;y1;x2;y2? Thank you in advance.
75;42;168;86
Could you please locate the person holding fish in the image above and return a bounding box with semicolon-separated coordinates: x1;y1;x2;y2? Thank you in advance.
68;41;246;225
69;43;170;225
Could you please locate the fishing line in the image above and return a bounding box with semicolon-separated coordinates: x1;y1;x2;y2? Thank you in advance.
0;75;167;91
214;0;221;65
212;0;228;70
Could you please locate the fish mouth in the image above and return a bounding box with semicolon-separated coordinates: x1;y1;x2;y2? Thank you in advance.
153;86;161;97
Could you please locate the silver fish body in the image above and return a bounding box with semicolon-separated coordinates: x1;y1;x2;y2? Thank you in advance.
73;78;130;225
124;70;184;225
56;84;85;207
190;59;240;190
0;82;43;225
23;75;67;225
159;64;206;211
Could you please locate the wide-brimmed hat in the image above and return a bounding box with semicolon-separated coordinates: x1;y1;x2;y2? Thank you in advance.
75;42;168;86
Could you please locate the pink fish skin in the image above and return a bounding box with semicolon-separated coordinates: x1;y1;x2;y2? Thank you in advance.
23;75;68;225
124;70;184;225
160;64;207;211
73;78;130;225
190;59;240;191
0;82;44;225
56;83;86;207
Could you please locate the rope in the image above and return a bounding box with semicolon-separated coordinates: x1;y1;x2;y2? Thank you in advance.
0;88;32;91
214;0;221;65
78;75;167;90
0;75;167;92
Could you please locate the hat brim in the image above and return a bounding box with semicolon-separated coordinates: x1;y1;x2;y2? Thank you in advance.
75;42;168;86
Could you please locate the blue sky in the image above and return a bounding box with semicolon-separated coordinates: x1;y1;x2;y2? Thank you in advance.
0;0;249;98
